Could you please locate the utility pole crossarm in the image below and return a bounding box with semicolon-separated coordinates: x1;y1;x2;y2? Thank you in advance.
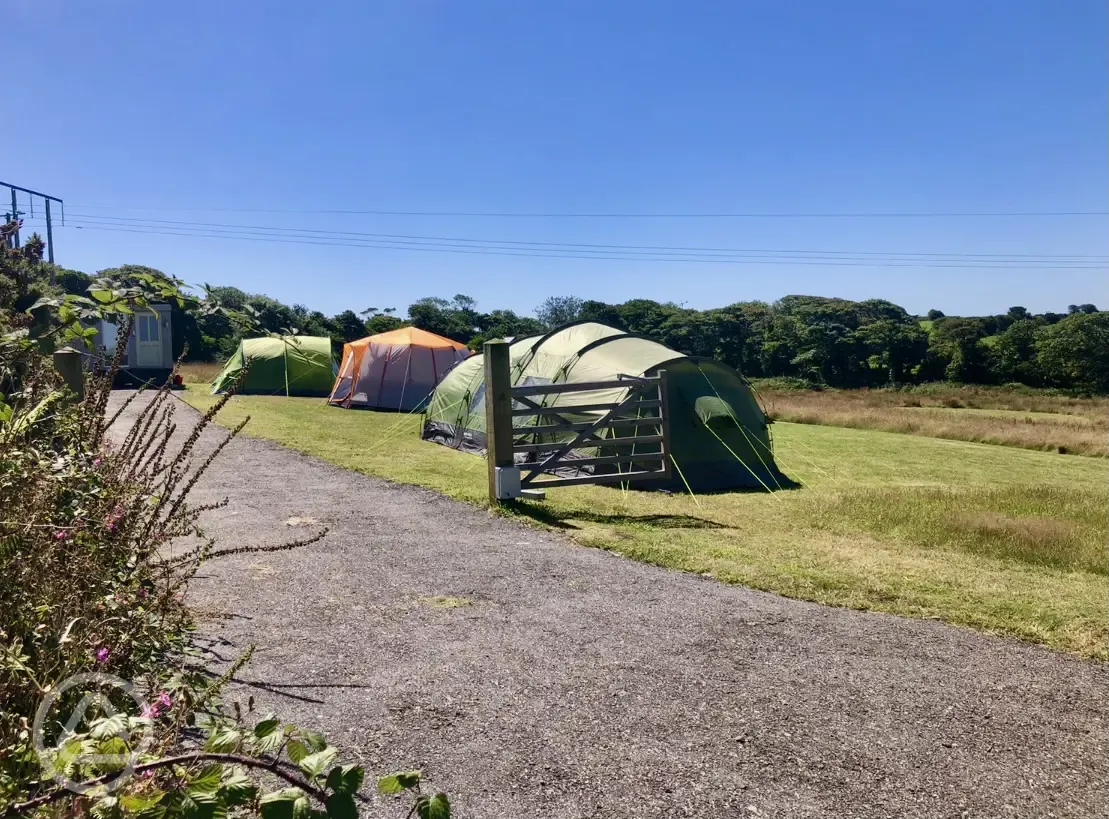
1;181;64;266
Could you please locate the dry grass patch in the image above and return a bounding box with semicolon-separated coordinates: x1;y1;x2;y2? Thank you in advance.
763;388;1108;457
179;360;223;384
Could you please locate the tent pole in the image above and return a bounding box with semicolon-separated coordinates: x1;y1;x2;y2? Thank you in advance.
397;348;412;411
283;338;290;397
376;344;393;406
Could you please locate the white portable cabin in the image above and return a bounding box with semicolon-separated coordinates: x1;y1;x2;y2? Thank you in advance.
89;304;174;384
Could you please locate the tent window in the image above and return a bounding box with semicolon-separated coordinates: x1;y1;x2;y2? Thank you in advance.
513;376;551;411
468;374;552;414
468;382;486;413
693;396;738;429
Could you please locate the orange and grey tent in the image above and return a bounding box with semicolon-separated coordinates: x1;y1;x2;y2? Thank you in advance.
328;327;471;411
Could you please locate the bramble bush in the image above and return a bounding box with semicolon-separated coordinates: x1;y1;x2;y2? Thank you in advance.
1;229;449;818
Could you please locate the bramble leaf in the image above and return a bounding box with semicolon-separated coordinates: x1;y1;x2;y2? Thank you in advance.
377;770;421;794
297;747;338;780
325;764;364;796
324;793;356;819
259;788;304;819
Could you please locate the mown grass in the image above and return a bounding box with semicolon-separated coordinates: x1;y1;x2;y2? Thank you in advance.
761;387;1108;457
179;387;1109;658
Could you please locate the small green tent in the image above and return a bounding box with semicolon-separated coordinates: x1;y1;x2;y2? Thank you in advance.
211;336;335;397
422;322;789;492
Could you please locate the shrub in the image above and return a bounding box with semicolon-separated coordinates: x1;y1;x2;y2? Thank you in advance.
1;270;447;817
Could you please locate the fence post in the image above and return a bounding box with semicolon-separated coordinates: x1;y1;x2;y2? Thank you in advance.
484;340;514;503
53;347;84;401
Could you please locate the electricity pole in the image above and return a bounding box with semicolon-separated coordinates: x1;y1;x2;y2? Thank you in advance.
1;181;65;270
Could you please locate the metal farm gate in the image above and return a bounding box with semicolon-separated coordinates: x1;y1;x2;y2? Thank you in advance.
482;340;672;501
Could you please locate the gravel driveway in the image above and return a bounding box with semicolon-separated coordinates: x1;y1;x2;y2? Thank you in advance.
112;393;1108;818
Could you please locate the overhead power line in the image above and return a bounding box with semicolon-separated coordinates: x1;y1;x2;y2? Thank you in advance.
57;213;1109;261
59;203;1109;219
42;218;1106;270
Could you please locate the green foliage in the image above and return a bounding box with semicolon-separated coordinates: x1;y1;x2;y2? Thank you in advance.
407;296;480;343
331;310;368;345
993;319;1042;384
363;313;406;335
534;295;583;328
0;247;447;818
925;317;993;383
1036;311;1109;392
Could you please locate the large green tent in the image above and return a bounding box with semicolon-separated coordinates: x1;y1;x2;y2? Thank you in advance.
422;322;788;492
210;336;336;397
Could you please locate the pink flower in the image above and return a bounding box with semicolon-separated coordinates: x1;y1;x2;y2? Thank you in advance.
141;703;159;718
157;692;173;709
95;647;110;663
93;458;102;466
54;530;67;541
103;505;124;531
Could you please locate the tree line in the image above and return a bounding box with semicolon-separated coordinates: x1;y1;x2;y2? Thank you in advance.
3;252;1106;393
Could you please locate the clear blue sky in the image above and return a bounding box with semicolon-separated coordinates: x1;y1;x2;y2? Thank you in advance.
7;0;1106;318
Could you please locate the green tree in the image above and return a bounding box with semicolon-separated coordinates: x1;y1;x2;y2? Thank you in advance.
759;314;805;377
359;307;406;335
578;299;624;327
613;299;681;337
928;318;993;383
407;295;480;343
710;302;772;376
470;309;545;348
332;309;368;343
993;318;1042;384
793;321;858;385
659;309;721;359
535;295;583;329
1036;312;1109;391
855;319;928;384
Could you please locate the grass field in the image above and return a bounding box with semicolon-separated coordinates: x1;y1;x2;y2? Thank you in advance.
179;385;1108;658
760;386;1108;457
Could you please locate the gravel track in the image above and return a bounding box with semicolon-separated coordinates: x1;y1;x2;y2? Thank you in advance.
111;393;1108;818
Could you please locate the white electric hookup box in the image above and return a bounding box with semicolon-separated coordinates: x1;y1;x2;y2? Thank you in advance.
494;466;521;499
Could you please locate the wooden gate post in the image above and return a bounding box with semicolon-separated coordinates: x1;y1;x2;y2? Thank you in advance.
53;347;84;401
484;340;514;503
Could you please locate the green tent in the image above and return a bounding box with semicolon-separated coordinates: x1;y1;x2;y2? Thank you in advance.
422;322;788;492
211;336;336;397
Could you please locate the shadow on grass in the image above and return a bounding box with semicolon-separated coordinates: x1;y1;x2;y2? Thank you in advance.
502;501;730;531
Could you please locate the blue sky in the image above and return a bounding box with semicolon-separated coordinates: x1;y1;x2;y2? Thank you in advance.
7;0;1106;318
